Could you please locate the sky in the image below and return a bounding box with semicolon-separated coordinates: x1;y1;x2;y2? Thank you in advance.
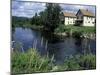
12;0;96;18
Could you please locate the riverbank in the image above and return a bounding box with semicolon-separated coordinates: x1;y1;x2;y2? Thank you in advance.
54;25;96;39
26;25;96;39
11;48;96;74
29;25;44;30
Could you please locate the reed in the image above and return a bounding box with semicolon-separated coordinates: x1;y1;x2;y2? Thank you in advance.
11;48;54;74
11;48;96;74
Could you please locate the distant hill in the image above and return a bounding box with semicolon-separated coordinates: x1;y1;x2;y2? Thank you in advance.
12;16;31;27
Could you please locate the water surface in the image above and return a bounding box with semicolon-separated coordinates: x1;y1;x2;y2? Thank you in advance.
12;27;96;64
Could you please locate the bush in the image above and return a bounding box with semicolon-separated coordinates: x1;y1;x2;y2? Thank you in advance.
64;58;82;71
55;25;66;33
79;54;96;69
63;54;96;70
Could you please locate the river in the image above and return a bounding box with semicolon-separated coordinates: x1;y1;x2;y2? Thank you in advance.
12;27;96;64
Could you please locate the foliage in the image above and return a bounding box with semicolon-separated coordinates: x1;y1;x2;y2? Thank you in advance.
64;54;96;71
48;54;96;72
31;13;43;26
12;16;31;28
63;58;82;71
55;25;96;37
79;54;96;69
11;48;53;74
55;25;95;33
12;3;62;32
55;25;67;33
44;3;61;32
12;47;96;74
31;3;62;32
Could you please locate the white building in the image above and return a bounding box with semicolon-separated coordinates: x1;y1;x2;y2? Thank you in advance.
76;9;95;26
62;9;95;26
61;12;77;25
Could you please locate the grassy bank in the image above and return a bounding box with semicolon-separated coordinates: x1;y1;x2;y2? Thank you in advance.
55;25;96;37
11;48;96;74
55;25;96;33
30;25;44;30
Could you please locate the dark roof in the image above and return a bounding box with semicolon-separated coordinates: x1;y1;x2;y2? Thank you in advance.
63;12;76;17
78;9;95;17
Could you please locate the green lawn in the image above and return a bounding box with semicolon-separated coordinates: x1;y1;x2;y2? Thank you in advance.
55;25;96;34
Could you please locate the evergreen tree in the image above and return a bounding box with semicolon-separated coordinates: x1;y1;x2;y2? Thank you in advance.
44;3;61;32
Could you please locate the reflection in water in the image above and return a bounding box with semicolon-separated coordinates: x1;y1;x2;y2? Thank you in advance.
12;27;96;64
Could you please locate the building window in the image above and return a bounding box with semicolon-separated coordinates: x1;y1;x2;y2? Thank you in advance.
92;22;95;24
87;17;90;19
88;21;90;23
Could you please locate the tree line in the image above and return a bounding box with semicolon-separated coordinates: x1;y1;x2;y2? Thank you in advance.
12;3;62;32
12;16;31;28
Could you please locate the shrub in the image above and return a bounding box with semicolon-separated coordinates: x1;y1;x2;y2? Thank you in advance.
63;54;96;71
79;54;96;69
55;25;66;33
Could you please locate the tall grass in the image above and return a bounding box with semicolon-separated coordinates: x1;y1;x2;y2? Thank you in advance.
11;48;53;74
63;54;96;71
11;48;96;74
79;54;96;69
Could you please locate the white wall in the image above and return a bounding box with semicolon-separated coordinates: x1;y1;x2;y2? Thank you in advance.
65;17;76;25
83;16;95;26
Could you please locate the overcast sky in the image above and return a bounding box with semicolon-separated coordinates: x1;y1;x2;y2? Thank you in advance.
12;0;96;18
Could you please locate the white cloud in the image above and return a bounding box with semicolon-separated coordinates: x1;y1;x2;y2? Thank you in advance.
12;1;95;17
60;4;95;14
74;5;85;9
12;1;46;18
